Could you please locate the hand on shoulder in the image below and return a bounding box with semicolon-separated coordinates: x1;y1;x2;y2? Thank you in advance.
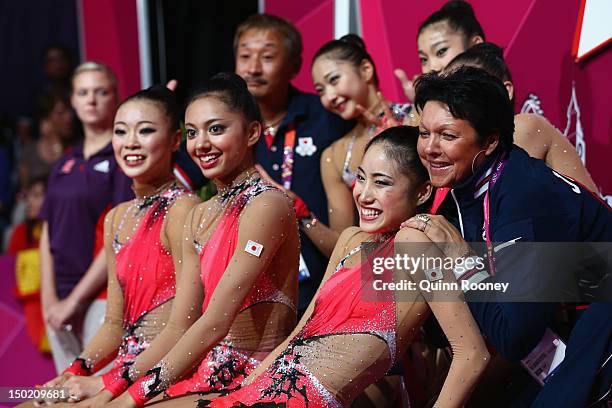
395;226;431;243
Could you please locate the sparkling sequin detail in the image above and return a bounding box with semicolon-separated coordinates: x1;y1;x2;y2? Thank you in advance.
196;176;296;313
304;368;343;408
167;175;296;400
304;236;398;363
165;342;260;398
259;340;342;408
102;184;189;397
113;183;184;254
334;244;364;273
193;176;274;254
115;185;186;326
113;321;152;368
130;361;171;403
217;172;260;206
371;330;397;366
259;290;296;313
208;238;398;407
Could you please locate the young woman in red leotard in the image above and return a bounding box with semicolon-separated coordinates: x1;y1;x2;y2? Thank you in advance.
90;73;299;408
22;86;199;407
194;126;490;408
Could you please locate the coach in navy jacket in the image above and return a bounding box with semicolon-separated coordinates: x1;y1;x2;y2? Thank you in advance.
407;66;611;361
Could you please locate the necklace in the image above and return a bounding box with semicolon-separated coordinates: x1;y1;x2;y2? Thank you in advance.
263;112;287;138
134;179;176;210
112;181;177;253
216;168;260;206
335;231;394;272
193;168;262;253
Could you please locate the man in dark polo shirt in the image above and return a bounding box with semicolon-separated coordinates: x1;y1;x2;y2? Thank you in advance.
235;14;351;313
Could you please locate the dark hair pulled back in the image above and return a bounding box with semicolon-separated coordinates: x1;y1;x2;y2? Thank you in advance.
418;1;486;43
313;34;379;86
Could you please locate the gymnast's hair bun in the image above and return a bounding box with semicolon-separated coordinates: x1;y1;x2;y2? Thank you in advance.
209;72;249;91
339;34;367;51
441;0;476;17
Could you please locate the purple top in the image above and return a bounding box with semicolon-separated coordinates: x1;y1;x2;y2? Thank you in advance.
40;141;134;299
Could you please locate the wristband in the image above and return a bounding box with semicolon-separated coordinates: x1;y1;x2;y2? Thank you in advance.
102;362;134;398
293;196;311;219
453;255;490;291
63;357;93;376
128;362;169;407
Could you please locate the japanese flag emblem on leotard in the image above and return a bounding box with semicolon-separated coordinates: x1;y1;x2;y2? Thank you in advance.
245;240;263;257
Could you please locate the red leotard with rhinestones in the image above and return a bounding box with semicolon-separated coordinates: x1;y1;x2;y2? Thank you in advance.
163;180;296;398
100;185;186;389
207;238;397;408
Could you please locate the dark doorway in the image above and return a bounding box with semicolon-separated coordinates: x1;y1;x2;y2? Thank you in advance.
146;0;259;104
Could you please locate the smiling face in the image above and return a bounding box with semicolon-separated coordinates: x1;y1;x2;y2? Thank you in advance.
71;70;118;128
312;57;374;120
353;144;418;233
185;96;260;186
112;99;179;184
235;29;296;101
418;22;470;74
418;100;492;187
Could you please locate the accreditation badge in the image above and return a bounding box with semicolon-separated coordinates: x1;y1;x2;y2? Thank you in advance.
521;328;566;386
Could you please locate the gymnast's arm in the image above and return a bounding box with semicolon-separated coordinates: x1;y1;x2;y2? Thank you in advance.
241;226;361;384
93;200;204;404
396;228;489;408
120;191;296;406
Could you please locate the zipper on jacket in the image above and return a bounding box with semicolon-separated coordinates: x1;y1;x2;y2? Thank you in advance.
450;189;465;238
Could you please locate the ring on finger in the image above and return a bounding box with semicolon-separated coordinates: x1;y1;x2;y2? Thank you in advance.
416;214;430;224
415;214;430;231
416;214;430;223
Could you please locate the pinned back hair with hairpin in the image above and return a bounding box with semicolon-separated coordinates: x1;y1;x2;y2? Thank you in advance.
446;42;512;83
418;0;486;43
313;34;379;86
119;85;182;131
187;72;262;124
364;126;434;212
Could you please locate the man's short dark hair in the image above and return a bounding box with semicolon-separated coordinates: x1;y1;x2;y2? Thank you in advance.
415;66;515;153
234;13;303;74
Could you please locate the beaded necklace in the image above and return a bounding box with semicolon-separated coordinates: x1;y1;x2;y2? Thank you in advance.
216;169;261;206
112;181;178;253
193;169;263;253
335;232;394;272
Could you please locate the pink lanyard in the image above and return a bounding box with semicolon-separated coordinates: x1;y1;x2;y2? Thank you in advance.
483;157;507;276
281;123;297;189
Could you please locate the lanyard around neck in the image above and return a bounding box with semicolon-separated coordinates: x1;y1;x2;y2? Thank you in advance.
280;123;297;189
483;156;507;276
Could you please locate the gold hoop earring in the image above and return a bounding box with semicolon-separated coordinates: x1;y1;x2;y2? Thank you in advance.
471;150;487;174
